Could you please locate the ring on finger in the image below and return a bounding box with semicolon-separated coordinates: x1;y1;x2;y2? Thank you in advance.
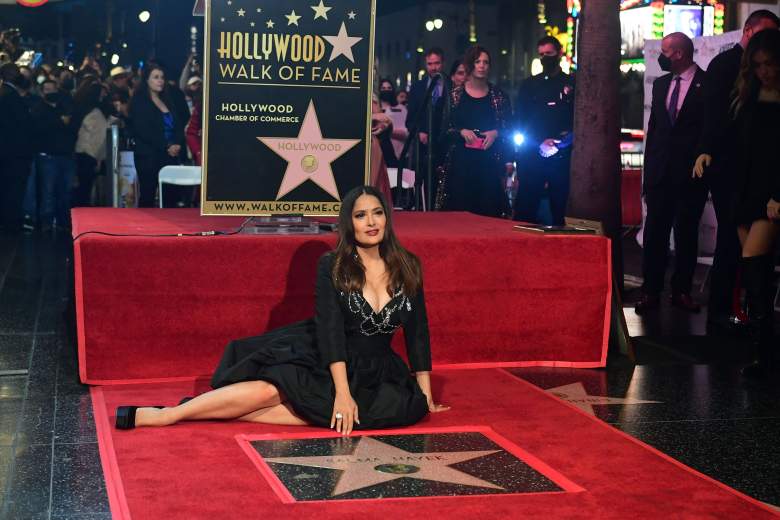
335;412;343;420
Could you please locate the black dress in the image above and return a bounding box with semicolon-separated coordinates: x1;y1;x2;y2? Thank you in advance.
734;100;780;225
210;253;431;429
436;85;511;217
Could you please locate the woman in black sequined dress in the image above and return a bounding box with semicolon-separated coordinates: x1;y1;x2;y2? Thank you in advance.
116;186;449;433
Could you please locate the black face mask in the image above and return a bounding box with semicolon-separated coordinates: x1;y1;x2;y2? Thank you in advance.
657;53;673;72
17;75;32;91
540;55;559;73
61;78;75;91
379;91;395;104
43;92;61;104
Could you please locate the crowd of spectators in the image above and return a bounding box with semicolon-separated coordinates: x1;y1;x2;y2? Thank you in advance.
0;38;204;234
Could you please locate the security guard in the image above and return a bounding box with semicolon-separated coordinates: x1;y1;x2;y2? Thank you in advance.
513;36;575;225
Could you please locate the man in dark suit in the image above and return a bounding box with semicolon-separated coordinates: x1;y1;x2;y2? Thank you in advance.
0;63;34;233
405;47;448;204
693;10;780;331
636;33;708;314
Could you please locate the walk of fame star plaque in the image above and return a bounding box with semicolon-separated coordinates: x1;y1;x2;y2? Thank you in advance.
201;0;376;215
237;428;584;502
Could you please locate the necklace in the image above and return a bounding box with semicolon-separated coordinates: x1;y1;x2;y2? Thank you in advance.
342;289;412;336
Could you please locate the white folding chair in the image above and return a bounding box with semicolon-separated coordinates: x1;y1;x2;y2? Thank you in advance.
158;165;202;208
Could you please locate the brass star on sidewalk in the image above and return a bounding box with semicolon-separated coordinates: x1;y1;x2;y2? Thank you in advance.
547;382;661;416
323;22;362;63
311;0;332;20
264;436;503;496
285;10;301;26
257;101;360;201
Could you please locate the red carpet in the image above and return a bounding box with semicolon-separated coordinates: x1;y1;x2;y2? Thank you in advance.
72;209;611;384
92;369;775;519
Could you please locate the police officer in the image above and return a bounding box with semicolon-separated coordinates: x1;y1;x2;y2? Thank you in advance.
513;36;575;225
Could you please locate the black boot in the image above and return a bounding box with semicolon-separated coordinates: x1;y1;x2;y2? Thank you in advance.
740;255;776;379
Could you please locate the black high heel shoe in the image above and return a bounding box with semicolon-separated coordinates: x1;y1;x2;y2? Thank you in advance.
115;406;164;430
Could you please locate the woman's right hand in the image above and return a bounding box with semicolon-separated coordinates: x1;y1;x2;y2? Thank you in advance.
692;154;711;178
331;391;359;435
167;144;181;157
460;129;478;144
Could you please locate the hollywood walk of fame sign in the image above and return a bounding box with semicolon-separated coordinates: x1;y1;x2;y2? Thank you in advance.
201;0;375;215
241;430;583;502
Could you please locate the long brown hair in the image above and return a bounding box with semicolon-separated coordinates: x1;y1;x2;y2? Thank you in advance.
332;186;422;296
733;29;780;116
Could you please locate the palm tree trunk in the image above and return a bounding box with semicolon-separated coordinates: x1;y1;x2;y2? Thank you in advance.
568;0;623;292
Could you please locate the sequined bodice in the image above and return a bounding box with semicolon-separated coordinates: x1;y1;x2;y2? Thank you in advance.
340;289;412;336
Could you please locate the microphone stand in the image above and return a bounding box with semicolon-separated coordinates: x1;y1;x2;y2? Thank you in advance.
396;74;441;211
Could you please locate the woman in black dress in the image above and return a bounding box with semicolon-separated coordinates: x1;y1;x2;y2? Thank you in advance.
116;186;449;434
730;30;780;377
435;45;511;217
128;63;184;207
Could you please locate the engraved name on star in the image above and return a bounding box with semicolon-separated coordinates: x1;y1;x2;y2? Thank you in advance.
285;10;301;26
323;22;362;63
263;436;504;496
257;101;360;201
547;382;661;416
311;0;332;20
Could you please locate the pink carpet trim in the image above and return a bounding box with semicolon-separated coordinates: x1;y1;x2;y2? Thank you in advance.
499;369;780;515
90;387;132;520
236;426;584;504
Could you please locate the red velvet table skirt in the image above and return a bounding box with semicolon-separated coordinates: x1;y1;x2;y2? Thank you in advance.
72;209;611;384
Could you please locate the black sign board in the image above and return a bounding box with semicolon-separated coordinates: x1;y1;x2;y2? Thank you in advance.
202;0;375;215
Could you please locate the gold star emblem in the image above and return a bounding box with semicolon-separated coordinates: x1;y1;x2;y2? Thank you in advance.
323;22;362;63
250;21;255;27
264;436;503;496
347;10;356;20
237;8;245;16
257;101;360;201
266;19;275;29
285;10;301;26
310;0;332;20
256;7;261;13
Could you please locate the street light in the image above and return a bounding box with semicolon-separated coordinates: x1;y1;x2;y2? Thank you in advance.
425;21;434;32
138;10;151;23
111;53;119;65
433;18;443;29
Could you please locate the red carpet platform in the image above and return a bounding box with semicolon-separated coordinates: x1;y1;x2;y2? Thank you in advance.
72;209;611;384
91;369;776;519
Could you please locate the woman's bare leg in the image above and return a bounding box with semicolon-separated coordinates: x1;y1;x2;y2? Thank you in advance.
134;381;281;427
741;220;780;257
238;403;308;426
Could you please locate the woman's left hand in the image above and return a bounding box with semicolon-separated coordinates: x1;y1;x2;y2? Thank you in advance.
482;130;498;150
426;396;451;413
768;198;780;220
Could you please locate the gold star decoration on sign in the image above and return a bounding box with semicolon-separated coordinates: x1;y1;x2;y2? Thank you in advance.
237;8;245;16
347;10;356;20
285;10;301;26
250;21;255;27
323;22;362;63
256;7;261;13
311;0;332;20
266;19;275;29
263;436;504;496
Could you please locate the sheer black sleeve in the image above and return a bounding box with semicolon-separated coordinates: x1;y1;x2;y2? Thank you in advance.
403;286;432;372
315;253;347;367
